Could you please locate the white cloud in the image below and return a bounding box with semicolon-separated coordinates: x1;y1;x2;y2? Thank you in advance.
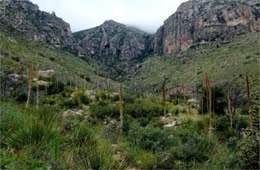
30;0;187;33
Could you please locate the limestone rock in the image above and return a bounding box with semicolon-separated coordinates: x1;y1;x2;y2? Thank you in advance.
152;0;260;54
73;20;152;65
38;70;55;78
8;73;20;81
38;80;49;87
0;0;78;53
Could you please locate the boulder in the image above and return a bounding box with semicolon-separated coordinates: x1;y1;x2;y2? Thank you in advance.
63;109;84;117
38;80;49;87
38;70;55;78
85;90;96;100
8;73;20;82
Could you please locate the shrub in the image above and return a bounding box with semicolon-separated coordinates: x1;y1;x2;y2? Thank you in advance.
124;99;164;120
47;80;65;95
160;129;216;169
127;123;173;152
133;150;159;169
59;90;91;108
170;105;181;115
236;130;260;169
90;102;119;120
72;90;91;106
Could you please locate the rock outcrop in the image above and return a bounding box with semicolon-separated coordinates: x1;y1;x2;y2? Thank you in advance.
152;0;260;54
73;20;152;64
0;0;77;52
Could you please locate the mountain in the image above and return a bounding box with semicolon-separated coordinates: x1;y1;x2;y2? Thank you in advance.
73;20;152;65
0;0;77;53
152;0;260;54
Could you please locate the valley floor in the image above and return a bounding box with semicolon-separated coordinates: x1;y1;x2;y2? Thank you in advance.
1;86;259;169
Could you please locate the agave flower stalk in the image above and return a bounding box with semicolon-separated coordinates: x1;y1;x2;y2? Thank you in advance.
246;74;253;130
205;72;212;139
25;61;33;109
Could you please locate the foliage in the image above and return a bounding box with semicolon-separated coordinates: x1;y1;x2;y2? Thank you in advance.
127;123;173;152
90;101;119;120
236;130;260;169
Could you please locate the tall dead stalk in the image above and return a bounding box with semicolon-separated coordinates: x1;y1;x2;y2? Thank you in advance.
119;85;123;134
162;82;166;116
227;91;232;128
201;80;204;114
246;74;253;130
36;64;39;109
25;61;33;109
96;72;100;101
205;72;212;139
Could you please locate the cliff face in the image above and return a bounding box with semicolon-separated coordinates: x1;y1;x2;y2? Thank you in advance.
0;0;77;52
153;0;260;54
73;20;152;65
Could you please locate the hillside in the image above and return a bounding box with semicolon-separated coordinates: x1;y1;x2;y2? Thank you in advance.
125;32;260;96
0;31;118;98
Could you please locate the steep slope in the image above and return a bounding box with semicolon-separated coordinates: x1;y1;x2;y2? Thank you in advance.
0;31;118;97
73;20;152;66
126;32;260;96
0;0;77;53
152;0;260;54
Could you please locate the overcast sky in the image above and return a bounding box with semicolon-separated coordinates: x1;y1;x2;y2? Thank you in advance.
30;0;187;33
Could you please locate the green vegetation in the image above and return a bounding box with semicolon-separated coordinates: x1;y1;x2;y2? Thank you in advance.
126;32;260;96
1;81;258;169
0;32;117;91
1;27;259;170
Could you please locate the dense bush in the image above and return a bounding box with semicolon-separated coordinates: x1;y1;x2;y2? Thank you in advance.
90;101;119;120
127;123;173;152
124;99;164;120
159;129;216;169
236;130;260;169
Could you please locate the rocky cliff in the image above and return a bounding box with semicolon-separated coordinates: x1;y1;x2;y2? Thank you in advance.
73;20;152;65
0;0;77;52
153;0;260;54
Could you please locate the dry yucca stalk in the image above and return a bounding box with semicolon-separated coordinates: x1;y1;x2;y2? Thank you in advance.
162;82;166;116
201;80;204;114
182;84;186;101
246;74;253;130
205;72;212;139
119;85;123;134
25;61;33;109
36;64;39;109
96;72;100;101
227;91;232;128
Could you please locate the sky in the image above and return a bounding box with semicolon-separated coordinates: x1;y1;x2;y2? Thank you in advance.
30;0;187;33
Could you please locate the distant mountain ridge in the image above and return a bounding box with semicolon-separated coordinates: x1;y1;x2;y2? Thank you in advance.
0;0;259;66
73;20;152;65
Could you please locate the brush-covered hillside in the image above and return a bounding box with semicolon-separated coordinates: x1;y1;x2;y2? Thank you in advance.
125;32;260;96
0;31;118;99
